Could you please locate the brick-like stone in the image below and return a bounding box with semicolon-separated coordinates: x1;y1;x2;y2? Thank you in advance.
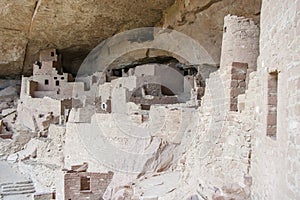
267;105;277;113
238;81;246;88
231;62;249;70
232;73;247;80
267;114;277;125
231;80;239;88
64;171;113;200
267;126;277;137
230;88;245;97
267;96;277;105
268;78;278;89
230;103;238;111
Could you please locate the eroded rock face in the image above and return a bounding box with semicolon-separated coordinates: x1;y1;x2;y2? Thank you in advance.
0;0;174;77
162;0;261;64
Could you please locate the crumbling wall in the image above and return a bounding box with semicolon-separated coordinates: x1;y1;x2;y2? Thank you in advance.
220;15;259;87
6;124;66;199
17;97;61;131
64;171;113;200
137;97;178;105
172;69;253;200
150;15;260;200
61;15;260;200
176;9;296;199
210;15;259;113
220;15;259;70
229;62;248;111
64;106;196;199
12;4;299;199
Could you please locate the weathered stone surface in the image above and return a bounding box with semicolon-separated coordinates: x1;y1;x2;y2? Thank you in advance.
0;0;175;77
0;0;262;77
162;0;261;64
250;0;300;199
0;86;17;97
1;1;299;200
0;30;28;76
0;0;36;31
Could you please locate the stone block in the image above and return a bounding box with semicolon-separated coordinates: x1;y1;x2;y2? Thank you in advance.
232;73;247;80
230;88;245;97
230;80;239;88
64;169;113;200
34;193;55;200
230;103;238;111
212;194;226;200
0;133;13;139
267;114;277;125
231;62;249;70
267;105;277;113
232;68;247;76
267;96;277;105
266;126;276;136
267;77;278;88
39;49;57;62
238;81;246;88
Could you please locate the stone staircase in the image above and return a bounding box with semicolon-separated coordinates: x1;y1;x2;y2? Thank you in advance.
0;181;35;196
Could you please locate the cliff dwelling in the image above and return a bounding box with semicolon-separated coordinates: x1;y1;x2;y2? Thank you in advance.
0;0;299;200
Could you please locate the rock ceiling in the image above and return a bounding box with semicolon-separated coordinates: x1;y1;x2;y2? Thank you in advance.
0;0;174;77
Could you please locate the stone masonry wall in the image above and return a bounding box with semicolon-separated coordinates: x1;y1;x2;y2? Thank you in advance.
206;13;259;114
220;15;259;86
249;0;300;199
86;9;299;199
64;172;113;200
58;7;300;200
28;80;38;97
158;15;260;200
170;16;259;199
229;62;248;111
220;15;259;70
